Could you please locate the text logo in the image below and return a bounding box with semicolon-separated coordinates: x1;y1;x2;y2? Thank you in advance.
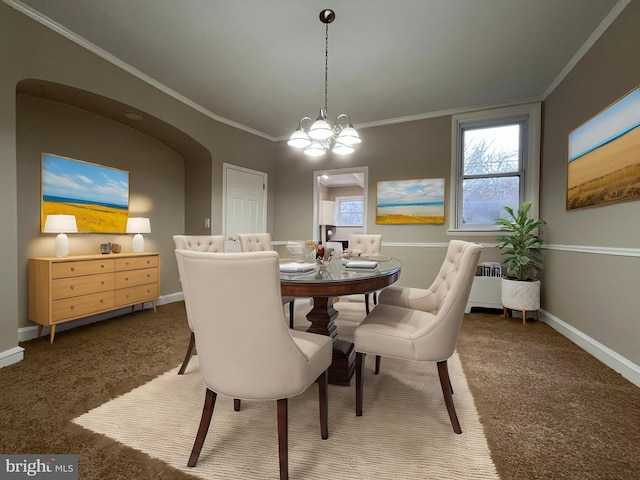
1;455;78;479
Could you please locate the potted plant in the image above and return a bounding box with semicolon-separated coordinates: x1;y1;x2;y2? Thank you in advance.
495;201;546;323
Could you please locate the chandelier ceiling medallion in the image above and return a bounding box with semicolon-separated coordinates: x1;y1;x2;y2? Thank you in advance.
288;9;361;157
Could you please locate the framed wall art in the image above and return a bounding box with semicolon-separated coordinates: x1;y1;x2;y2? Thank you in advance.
377;178;445;224
41;153;130;233
567;85;640;210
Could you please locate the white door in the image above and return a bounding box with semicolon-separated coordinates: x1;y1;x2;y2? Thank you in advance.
223;164;267;252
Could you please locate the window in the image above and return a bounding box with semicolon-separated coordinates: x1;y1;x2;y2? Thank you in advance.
335;196;364;226
449;104;541;232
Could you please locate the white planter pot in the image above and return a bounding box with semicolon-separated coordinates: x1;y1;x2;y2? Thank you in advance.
501;277;540;312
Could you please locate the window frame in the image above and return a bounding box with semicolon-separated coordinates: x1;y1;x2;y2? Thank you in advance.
334;195;365;227
448;103;541;234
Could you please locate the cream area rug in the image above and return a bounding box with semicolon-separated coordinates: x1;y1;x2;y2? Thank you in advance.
73;302;499;479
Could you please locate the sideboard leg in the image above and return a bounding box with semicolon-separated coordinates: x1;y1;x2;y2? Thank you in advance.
49;325;56;344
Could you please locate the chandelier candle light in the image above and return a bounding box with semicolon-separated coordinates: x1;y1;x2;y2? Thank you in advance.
288;9;361;157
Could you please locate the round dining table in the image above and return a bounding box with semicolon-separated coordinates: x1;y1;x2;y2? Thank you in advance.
280;256;402;385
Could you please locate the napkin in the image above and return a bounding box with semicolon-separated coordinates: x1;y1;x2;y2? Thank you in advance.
279;262;317;273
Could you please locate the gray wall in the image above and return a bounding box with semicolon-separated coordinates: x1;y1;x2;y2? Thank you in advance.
539;0;640;364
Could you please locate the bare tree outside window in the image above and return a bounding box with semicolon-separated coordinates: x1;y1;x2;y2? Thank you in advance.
461;124;522;225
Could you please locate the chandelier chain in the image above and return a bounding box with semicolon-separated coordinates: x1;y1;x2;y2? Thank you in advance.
324;22;329;118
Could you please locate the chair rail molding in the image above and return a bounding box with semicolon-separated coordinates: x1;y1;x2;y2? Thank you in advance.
544;244;640;258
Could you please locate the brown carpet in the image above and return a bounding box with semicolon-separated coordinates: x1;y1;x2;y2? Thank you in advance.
1;302;639;479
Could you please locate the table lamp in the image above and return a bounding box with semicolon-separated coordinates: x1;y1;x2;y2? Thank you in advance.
126;217;151;252
43;214;78;258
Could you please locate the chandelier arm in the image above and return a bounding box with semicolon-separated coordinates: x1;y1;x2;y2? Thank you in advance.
298;116;314;130
335;113;351;127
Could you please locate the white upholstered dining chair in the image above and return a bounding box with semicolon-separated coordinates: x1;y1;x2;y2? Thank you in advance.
354;240;482;434
173;235;225;375
175;250;332;479
237;233;297;328
348;233;383;314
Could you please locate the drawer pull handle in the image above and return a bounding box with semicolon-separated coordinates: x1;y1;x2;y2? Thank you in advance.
100;264;105;269
125;277;129;281
100;299;104;303
70;305;75;310
146;274;150;278
70;285;75;290
100;281;105;285
70;267;76;272
126;262;130;266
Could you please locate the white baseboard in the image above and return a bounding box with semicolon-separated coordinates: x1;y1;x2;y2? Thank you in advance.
541;310;640;388
0;346;25;368
18;292;184;343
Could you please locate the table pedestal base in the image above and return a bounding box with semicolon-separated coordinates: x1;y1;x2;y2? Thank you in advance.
329;338;355;385
305;296;355;385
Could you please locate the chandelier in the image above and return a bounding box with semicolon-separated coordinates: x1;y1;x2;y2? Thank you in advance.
288;9;361;157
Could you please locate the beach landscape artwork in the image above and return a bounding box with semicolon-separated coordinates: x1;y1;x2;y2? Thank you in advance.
567;85;640;210
41;153;129;233
377;178;445;224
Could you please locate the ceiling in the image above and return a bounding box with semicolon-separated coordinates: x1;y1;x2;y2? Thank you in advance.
9;0;625;141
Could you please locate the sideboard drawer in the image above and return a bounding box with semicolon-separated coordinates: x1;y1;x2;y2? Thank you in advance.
52;291;115;322
115;256;158;271
115;268;158;289
52;259;115;279
52;273;115;300
115;283;159;307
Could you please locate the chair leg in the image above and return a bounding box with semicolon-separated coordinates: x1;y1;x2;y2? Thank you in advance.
374;355;381;375
364;294;370;315
355;352;365;416
178;332;196;375
289;301;295;329
373;291;378;305
436;360;462;434
188;388;217;467
318;370;329;439
277;398;288;480
234;399;241;411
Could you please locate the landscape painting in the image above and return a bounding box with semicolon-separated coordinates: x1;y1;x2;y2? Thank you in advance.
377;178;445;224
567;85;640;210
41;153;129;233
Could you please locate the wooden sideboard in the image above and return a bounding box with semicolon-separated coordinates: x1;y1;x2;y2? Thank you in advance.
28;253;159;344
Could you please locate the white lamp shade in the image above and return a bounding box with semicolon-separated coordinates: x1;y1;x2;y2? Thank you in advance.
337;126;361;145
126;217;151;234
288;129;312;148
303;141;326;157
44;214;78;233
308;119;333;141
332;142;355;156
